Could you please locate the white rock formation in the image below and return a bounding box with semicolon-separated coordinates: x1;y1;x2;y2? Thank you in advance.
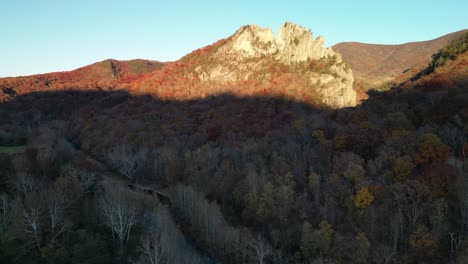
195;22;357;108
276;22;335;62
229;25;277;56
220;22;339;63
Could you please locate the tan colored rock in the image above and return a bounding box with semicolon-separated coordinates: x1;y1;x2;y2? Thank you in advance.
228;25;276;57
195;22;357;108
276;22;335;63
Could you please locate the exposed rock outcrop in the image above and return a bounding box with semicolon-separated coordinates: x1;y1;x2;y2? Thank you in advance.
276;22;335;63
218;22;336;62
195;22;357;108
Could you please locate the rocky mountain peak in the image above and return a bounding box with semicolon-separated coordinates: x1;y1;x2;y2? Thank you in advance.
190;22;357;108
223;22;338;63
228;24;276;56
276;22;334;62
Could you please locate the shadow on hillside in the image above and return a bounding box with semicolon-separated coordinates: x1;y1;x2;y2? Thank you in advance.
2;80;467;149
2;83;467;179
1;70;468;264
0;89;335;147
1;89;349;202
1;86;467;262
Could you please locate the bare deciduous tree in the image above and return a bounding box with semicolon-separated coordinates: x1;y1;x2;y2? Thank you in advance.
22;195;43;250
46;189;68;245
0;193;10;235
430;198;448;235
404;205;424;234
63;166;98;192
10;172;40;198
449;232;463;260
249;234;272;264
139;205;204;264
107;145;148;180
139;231;168;264
100;184;139;247
457;175;468;233
371;245;396;264
9;156;41;198
50;176;83;208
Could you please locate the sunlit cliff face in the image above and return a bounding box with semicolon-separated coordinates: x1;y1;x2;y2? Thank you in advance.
193;22;357;108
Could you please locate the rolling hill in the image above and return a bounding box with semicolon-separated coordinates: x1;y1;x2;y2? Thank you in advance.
396;31;468;91
333;29;467;89
0;59;164;101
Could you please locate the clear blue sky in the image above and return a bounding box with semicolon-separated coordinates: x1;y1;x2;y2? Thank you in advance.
1;0;467;77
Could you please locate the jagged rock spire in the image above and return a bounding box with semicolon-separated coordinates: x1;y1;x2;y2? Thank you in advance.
194;22;357;108
222;22;339;63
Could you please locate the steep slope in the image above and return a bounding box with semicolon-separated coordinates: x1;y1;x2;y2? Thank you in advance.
333;29;467;89
129;22;357;108
396;31;468;91
0;59;164;101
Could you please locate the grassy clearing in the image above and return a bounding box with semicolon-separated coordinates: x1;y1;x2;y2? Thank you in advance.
0;145;26;154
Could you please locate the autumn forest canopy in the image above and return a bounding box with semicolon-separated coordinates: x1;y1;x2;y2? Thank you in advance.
0;25;467;264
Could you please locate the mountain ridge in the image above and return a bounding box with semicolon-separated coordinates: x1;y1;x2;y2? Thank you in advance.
0;59;164;101
1;22;359;108
1;59;165;79
333;29;468;89
125;22;357;108
336;29;468;47
1;24;466;107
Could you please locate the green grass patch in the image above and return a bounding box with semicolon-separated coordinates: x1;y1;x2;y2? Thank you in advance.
0;145;26;155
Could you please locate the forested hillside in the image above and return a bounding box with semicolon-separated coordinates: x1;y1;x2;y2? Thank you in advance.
334;30;467;90
1;66;467;263
0;59;164;102
0;24;467;264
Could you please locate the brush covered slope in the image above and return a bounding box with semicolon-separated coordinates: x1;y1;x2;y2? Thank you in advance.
334;30;467;90
128;22;357;108
379;30;468;95
0;59;164;101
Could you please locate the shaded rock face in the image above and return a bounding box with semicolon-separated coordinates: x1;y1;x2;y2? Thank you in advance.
195;22;357;108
